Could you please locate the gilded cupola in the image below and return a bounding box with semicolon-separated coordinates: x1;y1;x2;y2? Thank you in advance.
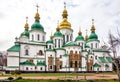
59;2;71;29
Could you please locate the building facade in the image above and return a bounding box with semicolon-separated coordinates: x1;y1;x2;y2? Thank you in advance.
6;4;112;72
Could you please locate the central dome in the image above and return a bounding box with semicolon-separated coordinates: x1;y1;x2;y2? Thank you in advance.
59;18;71;29
31;20;44;31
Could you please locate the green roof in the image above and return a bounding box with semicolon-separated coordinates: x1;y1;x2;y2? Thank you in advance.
37;61;46;66
99;57;106;63
46;49;55;51
20;29;29;37
31;20;44;31
46;39;53;44
20;60;35;66
93;63;101;67
55;48;65;50
54;31;63;37
7;45;20;52
106;57;112;63
63;53;69;57
75;35;84;41
93;49;110;52
7;66;19;68
63;41;78;47
88;32;98;41
84;43;90;48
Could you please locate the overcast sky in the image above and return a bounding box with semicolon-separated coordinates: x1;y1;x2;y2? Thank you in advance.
0;0;120;51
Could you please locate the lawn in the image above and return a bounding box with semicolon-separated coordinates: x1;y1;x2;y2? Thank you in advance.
5;79;118;82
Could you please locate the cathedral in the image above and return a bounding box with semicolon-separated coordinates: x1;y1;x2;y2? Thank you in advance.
6;3;112;72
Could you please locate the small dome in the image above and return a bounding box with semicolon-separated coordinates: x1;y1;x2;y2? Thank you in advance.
54;31;63;37
75;35;84;41
20;29;29;37
46;39;53;44
31;21;44;31
59;18;71;29
88;32;98;41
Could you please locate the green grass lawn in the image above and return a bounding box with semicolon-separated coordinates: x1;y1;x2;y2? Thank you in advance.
7;79;118;82
0;73;94;77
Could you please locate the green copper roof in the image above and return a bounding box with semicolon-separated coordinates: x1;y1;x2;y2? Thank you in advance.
20;29;29;37
31;20;44;31
63;53;69;57
7;45;20;52
54;31;63;37
75;35;84;41
7;66;19;68
88;32;98;41
37;61;46;66
106;57;112;63
46;49;55;51
46;39;53;44
93;63;101;67
20;60;35;66
64;41;78;47
99;57;106;63
84;43;90;48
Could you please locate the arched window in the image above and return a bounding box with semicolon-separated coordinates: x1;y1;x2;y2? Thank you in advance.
40;67;43;70
96;43;97;48
70;61;73;67
49;45;52;49
91;43;93;49
55;39;57;47
25;49;29;55
58;39;60;48
67;35;69;42
75;61;77;67
38;50;43;55
37;34;40;41
32;35;34;41
43;36;45;41
26;67;28;70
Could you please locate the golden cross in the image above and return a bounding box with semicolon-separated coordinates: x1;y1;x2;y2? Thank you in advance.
36;4;39;13
64;2;66;9
26;17;28;23
86;29;88;34
92;19;94;25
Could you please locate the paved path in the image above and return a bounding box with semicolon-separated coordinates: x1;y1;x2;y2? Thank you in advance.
0;74;118;80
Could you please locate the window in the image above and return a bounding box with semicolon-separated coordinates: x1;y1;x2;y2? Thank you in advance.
40;67;42;70
32;35;34;41
26;67;28;70
91;43;93;49
58;39;60;48
37;34;40;40
43;36;45;41
96;43;97;48
70;61;72;67
25;49;29;55
67;35;69;42
63;35;65;43
60;65;62;69
75;51;77;54
55;39;57;47
95;56;97;59
38;50;43;55
75;61;77;67
50;66;52;69
60;55;62;58
79;43;80;46
49;45;52;49
70;35;72;41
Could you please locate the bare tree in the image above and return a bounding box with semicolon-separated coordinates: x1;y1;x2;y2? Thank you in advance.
108;28;120;82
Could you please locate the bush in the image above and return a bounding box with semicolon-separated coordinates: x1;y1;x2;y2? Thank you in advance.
8;77;14;81
16;76;22;80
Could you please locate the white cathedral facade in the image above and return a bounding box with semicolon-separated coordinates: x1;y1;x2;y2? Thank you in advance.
6;4;112;72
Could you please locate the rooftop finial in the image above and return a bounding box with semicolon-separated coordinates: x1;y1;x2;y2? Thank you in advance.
24;16;29;30
64;2;66;9
78;26;82;35
92;19;94;25
35;4;40;21
56;20;60;31
36;4;39;13
91;19;95;32
50;31;53;39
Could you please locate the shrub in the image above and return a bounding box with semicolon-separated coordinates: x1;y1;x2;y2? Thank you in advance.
8;77;14;80
16;76;22;80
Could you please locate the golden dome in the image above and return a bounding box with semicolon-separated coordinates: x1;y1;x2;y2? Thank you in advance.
35;12;40;21
59;18;71;29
